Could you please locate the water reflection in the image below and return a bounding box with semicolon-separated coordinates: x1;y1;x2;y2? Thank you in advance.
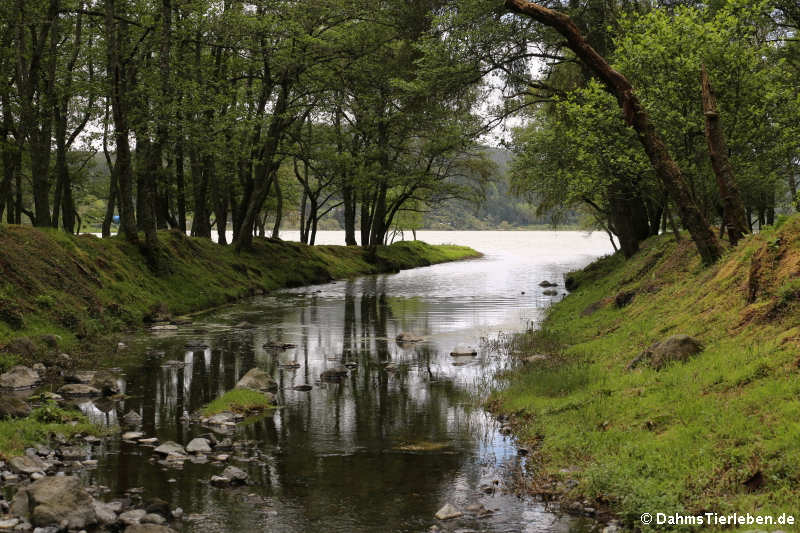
79;231;612;532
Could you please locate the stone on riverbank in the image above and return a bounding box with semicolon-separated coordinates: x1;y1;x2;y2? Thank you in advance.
235;368;278;393
9;455;47;475
627;334;704;370
0;366;40;390
10;476;97;529
58;383;102;397
0;396;31;418
434;503;463;520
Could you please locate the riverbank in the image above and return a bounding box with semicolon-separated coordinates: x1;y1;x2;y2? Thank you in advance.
0;225;480;362
492;216;800;531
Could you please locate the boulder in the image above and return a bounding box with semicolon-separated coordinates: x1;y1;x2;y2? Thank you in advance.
58;383;102;397
628;334;704;370
320;367;348;381
9;455;47;475
122;410;143;425
450;344;477;356
90;370;120;396
0;366;40;390
185;438;212;454
10;475;97;529
154;442;185;456
0;396;31;418
235;368;278;393
93;500;119;525
396;332;424;343
223;466;248;484
64;371;95;384
434;503;463;520
119;509;147;525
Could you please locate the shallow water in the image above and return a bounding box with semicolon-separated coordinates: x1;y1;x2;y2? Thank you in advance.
79;231;613;532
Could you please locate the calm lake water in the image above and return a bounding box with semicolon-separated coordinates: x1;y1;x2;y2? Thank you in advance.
79;231;613;532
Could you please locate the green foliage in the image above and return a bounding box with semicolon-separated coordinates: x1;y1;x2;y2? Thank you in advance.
0;352;19;373
30;400;83;424
493;216;800;528
201;389;274;417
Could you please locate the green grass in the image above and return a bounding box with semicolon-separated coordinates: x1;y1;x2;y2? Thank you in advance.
0;401;103;459
492;216;800;531
201;388;275;416
0;225;480;361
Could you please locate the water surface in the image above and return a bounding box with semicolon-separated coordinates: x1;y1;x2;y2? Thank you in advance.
82;231;613;532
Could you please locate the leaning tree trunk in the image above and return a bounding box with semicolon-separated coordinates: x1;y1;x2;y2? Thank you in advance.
505;0;723;264
701;65;749;246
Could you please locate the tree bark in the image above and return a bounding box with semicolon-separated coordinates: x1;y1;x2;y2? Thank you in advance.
505;0;723;264
700;64;749;245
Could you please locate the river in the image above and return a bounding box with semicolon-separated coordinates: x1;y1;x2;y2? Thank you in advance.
79;231;613;532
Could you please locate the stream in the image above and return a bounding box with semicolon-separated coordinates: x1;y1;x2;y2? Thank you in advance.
77;231;613;532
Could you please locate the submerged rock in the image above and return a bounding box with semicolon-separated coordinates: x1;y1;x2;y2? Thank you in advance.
90;370;120;396
10;475;97;529
434;503;463;520
0;366;40;389
235;367;278;393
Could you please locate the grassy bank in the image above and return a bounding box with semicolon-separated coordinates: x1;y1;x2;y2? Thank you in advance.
493;216;800;530
0;225;480;361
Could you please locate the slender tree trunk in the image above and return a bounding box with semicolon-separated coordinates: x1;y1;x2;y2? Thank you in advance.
271;175;282;239
701;65;749;245
105;0;138;242
505;0;723;264
175;133;186;232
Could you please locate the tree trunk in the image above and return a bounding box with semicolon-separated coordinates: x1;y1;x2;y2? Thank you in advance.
505;0;723;264
105;0;138;242
700;65;749;245
271;175;282;239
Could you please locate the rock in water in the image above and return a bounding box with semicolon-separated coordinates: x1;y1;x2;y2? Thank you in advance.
90;370;120;396
222;466;248;485
396;332;424;343
0;396;31;418
450;344;477;356
186;438;212;454
235;367;278;393
434;503;463;520
124;524;179;533
58;383;102;397
320;367;349;381
123;410;143;425
154;442;186;456
10;476;97;529
0;366;40;389
539;280;557;287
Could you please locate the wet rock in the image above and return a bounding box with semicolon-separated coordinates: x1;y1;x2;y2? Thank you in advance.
434;503;463;520
343;361;358;369
214;454;230;462
58;446;87;460
320;367;348;381
142;513;166;525
0;518;20;529
539;281;557;287
9;455;47;475
92;500;119;525
205;412;239;427
122;432;145;441
450;344;477;356
0;396;31;418
32;363;46;374
602;523;622;533
119;509;147;525
396;332;424;343
90;370;120;396
64;371;95;384
139;438;159;445
10;476;96;529
57;383;101;397
235;368;278;393
122;411;143;426
0;366;40;390
185;438;212;454
150;325;178;331
153;442;185;456
223;466;248;484
628;334;704;370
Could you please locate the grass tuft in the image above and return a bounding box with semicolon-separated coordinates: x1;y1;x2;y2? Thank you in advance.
201;388;274;416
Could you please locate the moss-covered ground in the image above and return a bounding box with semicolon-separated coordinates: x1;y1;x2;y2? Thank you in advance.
492;216;800;531
0;225;479;361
